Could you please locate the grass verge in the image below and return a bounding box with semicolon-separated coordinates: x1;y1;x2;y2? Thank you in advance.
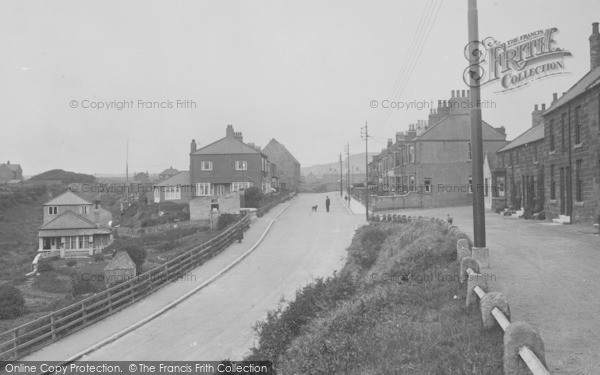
246;220;503;374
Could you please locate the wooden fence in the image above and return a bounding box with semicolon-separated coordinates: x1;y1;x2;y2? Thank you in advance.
0;215;250;361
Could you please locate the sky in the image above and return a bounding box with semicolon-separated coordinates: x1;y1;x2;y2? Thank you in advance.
1;0;599;176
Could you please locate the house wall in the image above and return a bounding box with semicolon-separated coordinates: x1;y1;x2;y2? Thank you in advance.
263;143;301;191
498;139;545;212
0;165;15;183
189;191;241;221
190;153;265;194
543;86;600;224
43;204;94;224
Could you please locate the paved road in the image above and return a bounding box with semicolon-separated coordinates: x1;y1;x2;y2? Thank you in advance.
379;205;600;375
72;193;364;361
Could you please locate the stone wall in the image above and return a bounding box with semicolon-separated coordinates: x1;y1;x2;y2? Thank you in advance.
190;191;241;221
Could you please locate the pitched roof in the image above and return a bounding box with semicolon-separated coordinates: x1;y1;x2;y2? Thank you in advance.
417;114;506;141
264;139;301;165
39;228;111;237
155;171;190;187
40;210;98;231
497;125;544;152
44;190;92;206
545;66;600;115
484;152;501;171
159;167;179;175
192;135;261;155
4;163;22;172
104;251;136;271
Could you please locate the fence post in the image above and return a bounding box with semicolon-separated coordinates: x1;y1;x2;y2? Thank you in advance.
480;292;511;330
504;322;547;375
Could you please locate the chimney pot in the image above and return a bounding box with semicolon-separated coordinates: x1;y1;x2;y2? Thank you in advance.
462;89;466;97
593;22;599;34
552;93;558;102
451;90;455;97
542;103;546;111
534;104;539;111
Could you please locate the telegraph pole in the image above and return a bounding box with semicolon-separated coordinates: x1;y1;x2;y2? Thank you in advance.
339;153;343;196
361;122;369;221
125;138;130;204
467;0;488;267
345;143;350;194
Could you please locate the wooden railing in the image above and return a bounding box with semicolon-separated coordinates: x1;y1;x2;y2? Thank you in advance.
0;215;250;361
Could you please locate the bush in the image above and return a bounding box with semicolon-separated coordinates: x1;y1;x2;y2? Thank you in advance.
122;245;147;274
71;277;97;296
244;187;264;208
66;259;77;267
217;214;238;230
0;285;26;319
348;226;389;269
93;252;105;262
33;272;72;294
37;260;54;273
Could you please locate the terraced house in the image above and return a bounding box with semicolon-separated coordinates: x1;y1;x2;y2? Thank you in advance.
542;23;600;224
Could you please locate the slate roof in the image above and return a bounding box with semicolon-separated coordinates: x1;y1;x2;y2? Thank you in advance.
3;163;22;171
104;251;136;271
192;135;261;155
545;66;600;115
498;125;544;153
264;139;301;165
155;171;190;187
417;113;506;141
44;191;92;206
159;167;179;175
40;210;97;230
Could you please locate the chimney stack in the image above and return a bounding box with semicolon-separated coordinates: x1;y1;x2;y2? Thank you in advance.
190;139;197;153
590;22;600;70
226;124;235;137
542;103;546;111
532;104;544;127
552;93;558;103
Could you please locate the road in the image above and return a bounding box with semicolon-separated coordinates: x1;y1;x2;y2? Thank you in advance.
379;206;600;375
57;193;363;361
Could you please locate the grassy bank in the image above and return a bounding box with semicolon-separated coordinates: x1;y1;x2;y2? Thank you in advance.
247;220;503;374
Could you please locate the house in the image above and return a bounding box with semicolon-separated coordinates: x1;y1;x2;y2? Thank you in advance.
368;90;507;210
134;171;150;182
483;153;506;211
188;125;273;220
496;105;546;213
542;22;600;224
153;171;191;204
38;191;113;258
0;161;23;183
158;167;180;181
103;251;136;286
262;138;301;192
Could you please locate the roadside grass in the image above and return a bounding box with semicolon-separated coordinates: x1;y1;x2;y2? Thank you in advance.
247;221;502;374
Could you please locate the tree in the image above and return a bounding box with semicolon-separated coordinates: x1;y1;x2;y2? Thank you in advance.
0;285;26;319
122;245;147;274
244;187;264;208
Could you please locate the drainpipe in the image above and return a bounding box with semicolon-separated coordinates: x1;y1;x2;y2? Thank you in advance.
567;104;573;224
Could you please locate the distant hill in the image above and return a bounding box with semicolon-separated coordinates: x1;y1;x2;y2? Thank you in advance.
30;169;95;185
301;153;376;176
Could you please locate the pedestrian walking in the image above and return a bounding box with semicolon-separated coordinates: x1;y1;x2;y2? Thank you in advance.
325;196;331;212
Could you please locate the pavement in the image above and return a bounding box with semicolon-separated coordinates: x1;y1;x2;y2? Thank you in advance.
376;205;600;375
22;193;365;361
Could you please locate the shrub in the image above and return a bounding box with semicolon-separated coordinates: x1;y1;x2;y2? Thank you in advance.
244;187;264;208
93;252;105;262
0;285;26;319
66;259;77;267
217;214;238;230
37;260;54;273
348;226;389;269
33;272;71;294
71;277;97;296
122;245;147;274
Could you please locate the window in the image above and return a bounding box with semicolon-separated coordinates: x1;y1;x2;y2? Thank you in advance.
561;114;566;151
424;178;432;193
231;182;253;191
201;161;213;171
576;159;583;202
574;106;581;144
215;184;226;196
533;145;538;163
549;119;555;151
408;145;415;163
80;205;89;214
78;236;85;249
550;164;556;200
48;206;58;215
395;152;400;167
409;175;415;191
484;178;489;196
196;182;212;196
165;185;181;200
515;150;519;165
468;142;472;161
497;176;505;197
235;160;245;171
468;177;473;193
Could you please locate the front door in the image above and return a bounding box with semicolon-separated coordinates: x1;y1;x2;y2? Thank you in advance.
559;167;566;214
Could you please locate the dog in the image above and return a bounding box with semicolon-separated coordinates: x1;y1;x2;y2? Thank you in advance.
311;205;318;212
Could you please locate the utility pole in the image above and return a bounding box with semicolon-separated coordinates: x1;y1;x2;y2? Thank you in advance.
361;121;369;221
345;143;350;194
126;138;130;204
467;0;488;268
339;153;343;196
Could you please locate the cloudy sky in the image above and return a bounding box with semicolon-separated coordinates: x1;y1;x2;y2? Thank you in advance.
1;0;599;175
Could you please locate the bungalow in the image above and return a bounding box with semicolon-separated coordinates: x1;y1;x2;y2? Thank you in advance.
38;191;113;258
